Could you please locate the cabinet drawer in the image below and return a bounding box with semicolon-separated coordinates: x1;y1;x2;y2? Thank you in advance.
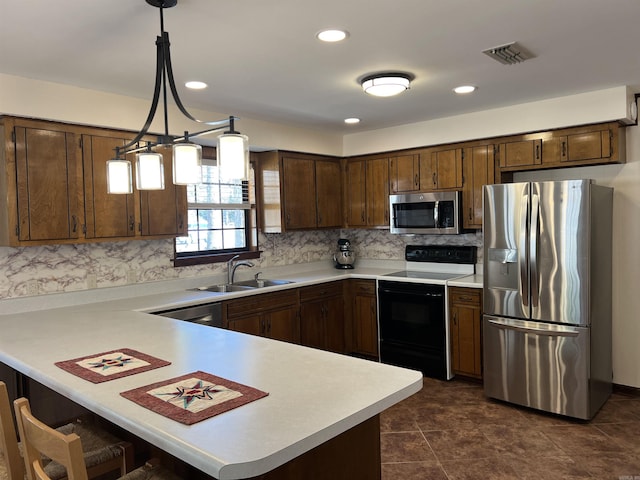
299;282;343;303
225;290;298;318
449;287;481;306
352;279;375;296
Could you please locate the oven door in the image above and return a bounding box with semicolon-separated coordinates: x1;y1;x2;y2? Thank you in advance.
378;280;447;379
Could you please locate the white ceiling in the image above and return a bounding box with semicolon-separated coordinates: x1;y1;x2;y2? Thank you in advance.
1;0;639;134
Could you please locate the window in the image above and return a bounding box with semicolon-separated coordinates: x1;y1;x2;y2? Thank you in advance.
174;154;258;266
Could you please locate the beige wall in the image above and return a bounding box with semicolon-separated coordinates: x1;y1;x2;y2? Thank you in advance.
1;74;638;388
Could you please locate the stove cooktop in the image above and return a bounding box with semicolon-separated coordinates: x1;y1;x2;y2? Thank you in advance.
384;270;466;281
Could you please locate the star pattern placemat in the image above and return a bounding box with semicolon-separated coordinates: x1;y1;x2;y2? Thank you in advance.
55;348;171;383
120;370;269;425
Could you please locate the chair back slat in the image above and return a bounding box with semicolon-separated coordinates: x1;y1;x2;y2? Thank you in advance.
0;381;25;480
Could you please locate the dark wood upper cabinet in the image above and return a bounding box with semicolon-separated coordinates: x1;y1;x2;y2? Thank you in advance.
12;124;82;242
256;151;342;232
0;116;188;246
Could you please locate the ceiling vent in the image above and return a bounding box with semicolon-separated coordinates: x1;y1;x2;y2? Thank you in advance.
483;42;533;65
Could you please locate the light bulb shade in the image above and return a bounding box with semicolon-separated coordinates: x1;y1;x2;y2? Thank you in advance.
361;74;411;97
106;159;133;194
172;143;202;185
217;133;249;181
135;151;165;190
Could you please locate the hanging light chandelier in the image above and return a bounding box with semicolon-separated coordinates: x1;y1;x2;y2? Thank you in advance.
106;0;249;194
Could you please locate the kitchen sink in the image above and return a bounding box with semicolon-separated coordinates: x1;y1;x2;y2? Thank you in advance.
191;284;256;293
232;279;295;288
189;279;294;293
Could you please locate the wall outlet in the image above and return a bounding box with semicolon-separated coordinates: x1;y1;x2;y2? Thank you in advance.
26;280;39;296
126;269;138;284
87;274;97;289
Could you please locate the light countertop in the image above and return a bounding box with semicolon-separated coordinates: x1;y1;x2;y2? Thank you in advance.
0;303;422;479
0;261;483;479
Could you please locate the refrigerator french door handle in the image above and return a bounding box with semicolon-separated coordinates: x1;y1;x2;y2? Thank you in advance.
519;193;529;307
487;318;581;337
530;194;540;308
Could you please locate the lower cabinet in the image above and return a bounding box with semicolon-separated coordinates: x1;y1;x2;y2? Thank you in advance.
221;279;381;360
349;279;378;359
299;282;346;353
223;290;299;343
448;287;482;379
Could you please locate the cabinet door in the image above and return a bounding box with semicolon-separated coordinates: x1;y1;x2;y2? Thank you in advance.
227;314;263;336
552;129;612;164
315;159;342;228
345;159;367;227
139;145;187;237
351;280;378;358
366;157;389;226
462;145;495;229
325;295;346;353
449;288;482;379
499;139;542;168
300;299;326;350
353;294;378;357
265;305;299;343
389;154;419;193
14;126;81;242
421;148;463;190
82;134;136;239
282;156;316;229
300;282;345;352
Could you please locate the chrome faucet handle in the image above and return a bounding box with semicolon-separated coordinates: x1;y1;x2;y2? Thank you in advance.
254;272;263;281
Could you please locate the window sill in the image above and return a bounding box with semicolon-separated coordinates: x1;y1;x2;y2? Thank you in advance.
173;250;261;268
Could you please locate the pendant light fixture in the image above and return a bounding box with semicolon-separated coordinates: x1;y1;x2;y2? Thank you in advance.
217;117;249;181
107;0;249;194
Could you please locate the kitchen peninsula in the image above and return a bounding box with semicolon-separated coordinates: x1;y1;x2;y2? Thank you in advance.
0;270;424;480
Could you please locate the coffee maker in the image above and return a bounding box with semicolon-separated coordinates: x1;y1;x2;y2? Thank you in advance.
333;238;355;269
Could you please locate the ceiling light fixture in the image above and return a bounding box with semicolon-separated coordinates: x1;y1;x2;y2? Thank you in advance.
316;29;348;42
106;0;249;194
344;118;360;124
185;80;208;90
361;73;413;97
453;85;477;94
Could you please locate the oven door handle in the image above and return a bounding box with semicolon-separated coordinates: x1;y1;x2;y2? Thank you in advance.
379;288;444;298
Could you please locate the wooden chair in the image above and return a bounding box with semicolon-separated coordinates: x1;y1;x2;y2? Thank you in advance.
0;381;24;480
3;379;134;480
14;398;180;480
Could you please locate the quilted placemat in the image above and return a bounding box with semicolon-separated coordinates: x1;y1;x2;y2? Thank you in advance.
120;370;269;425
55;348;171;383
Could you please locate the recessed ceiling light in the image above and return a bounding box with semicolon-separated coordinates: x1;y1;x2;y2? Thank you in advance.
185;81;207;90
361;73;413;97
453;85;477;94
344;118;360;124
317;29;349;42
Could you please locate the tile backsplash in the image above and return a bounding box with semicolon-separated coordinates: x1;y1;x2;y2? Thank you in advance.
0;229;481;299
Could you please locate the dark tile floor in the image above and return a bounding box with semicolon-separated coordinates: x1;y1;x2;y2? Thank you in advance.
380;377;640;480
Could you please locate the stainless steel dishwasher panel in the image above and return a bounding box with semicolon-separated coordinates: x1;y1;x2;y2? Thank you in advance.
483;315;591;419
154;302;223;327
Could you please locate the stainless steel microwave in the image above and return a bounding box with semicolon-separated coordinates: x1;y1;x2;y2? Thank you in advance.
389;191;462;234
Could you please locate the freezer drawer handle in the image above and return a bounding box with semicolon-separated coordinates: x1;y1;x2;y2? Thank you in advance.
487;318;580;337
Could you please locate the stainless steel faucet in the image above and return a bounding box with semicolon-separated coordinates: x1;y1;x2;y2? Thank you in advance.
227;255;255;284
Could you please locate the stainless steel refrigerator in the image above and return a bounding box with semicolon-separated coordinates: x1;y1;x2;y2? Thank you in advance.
483;179;612;420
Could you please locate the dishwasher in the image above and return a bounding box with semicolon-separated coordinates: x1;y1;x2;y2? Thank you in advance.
153;302;223;328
